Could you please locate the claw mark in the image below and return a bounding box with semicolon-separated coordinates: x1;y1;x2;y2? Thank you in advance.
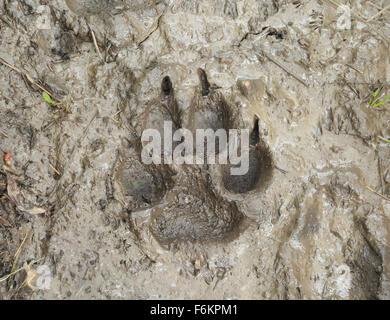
198;68;211;96
250;116;260;146
161;76;173;96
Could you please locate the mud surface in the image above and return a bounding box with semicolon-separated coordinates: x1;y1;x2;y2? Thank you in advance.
1;0;390;299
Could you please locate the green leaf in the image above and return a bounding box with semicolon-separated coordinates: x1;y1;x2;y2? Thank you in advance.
370;92;390;108
379;136;390;144
42;91;55;105
372;100;386;108
373;87;382;98
383;93;390;101
370;98;379;106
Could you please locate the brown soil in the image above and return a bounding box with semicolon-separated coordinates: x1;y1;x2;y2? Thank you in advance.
0;0;389;299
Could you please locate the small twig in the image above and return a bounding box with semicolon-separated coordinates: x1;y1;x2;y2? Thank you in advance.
345;82;360;98
345;64;363;75
0;57;21;73
260;51;309;87
0;129;8;137
112;110;122;117
88;24;104;62
367;4;390;22
12;232;29;273
138;7;167;46
366;186;390;201
150;0;160;15
111;110;122;123
0;265;25;283
24;74;46;93
367;1;381;10
49;163;61;176
378;156;385;195
275;165;288;174
0;259;41;283
0;56;63;103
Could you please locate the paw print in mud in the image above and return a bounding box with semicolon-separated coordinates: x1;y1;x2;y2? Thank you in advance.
115;69;274;247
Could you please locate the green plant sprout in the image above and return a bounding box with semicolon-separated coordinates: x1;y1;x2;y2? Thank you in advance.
369;87;390;109
378;136;390;144
42;91;70;112
42;91;60;106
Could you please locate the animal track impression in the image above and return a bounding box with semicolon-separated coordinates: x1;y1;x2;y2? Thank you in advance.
117;69;274;246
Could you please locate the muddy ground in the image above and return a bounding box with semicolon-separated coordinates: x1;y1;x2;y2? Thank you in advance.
0;0;389;299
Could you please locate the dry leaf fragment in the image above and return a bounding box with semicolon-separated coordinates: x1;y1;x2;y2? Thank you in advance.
6;173;22;207
2;164;16;173
26;207;46;215
6;174;46;214
0;215;12;227
23;261;38;291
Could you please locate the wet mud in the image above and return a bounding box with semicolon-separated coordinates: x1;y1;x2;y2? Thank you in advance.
0;0;390;300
